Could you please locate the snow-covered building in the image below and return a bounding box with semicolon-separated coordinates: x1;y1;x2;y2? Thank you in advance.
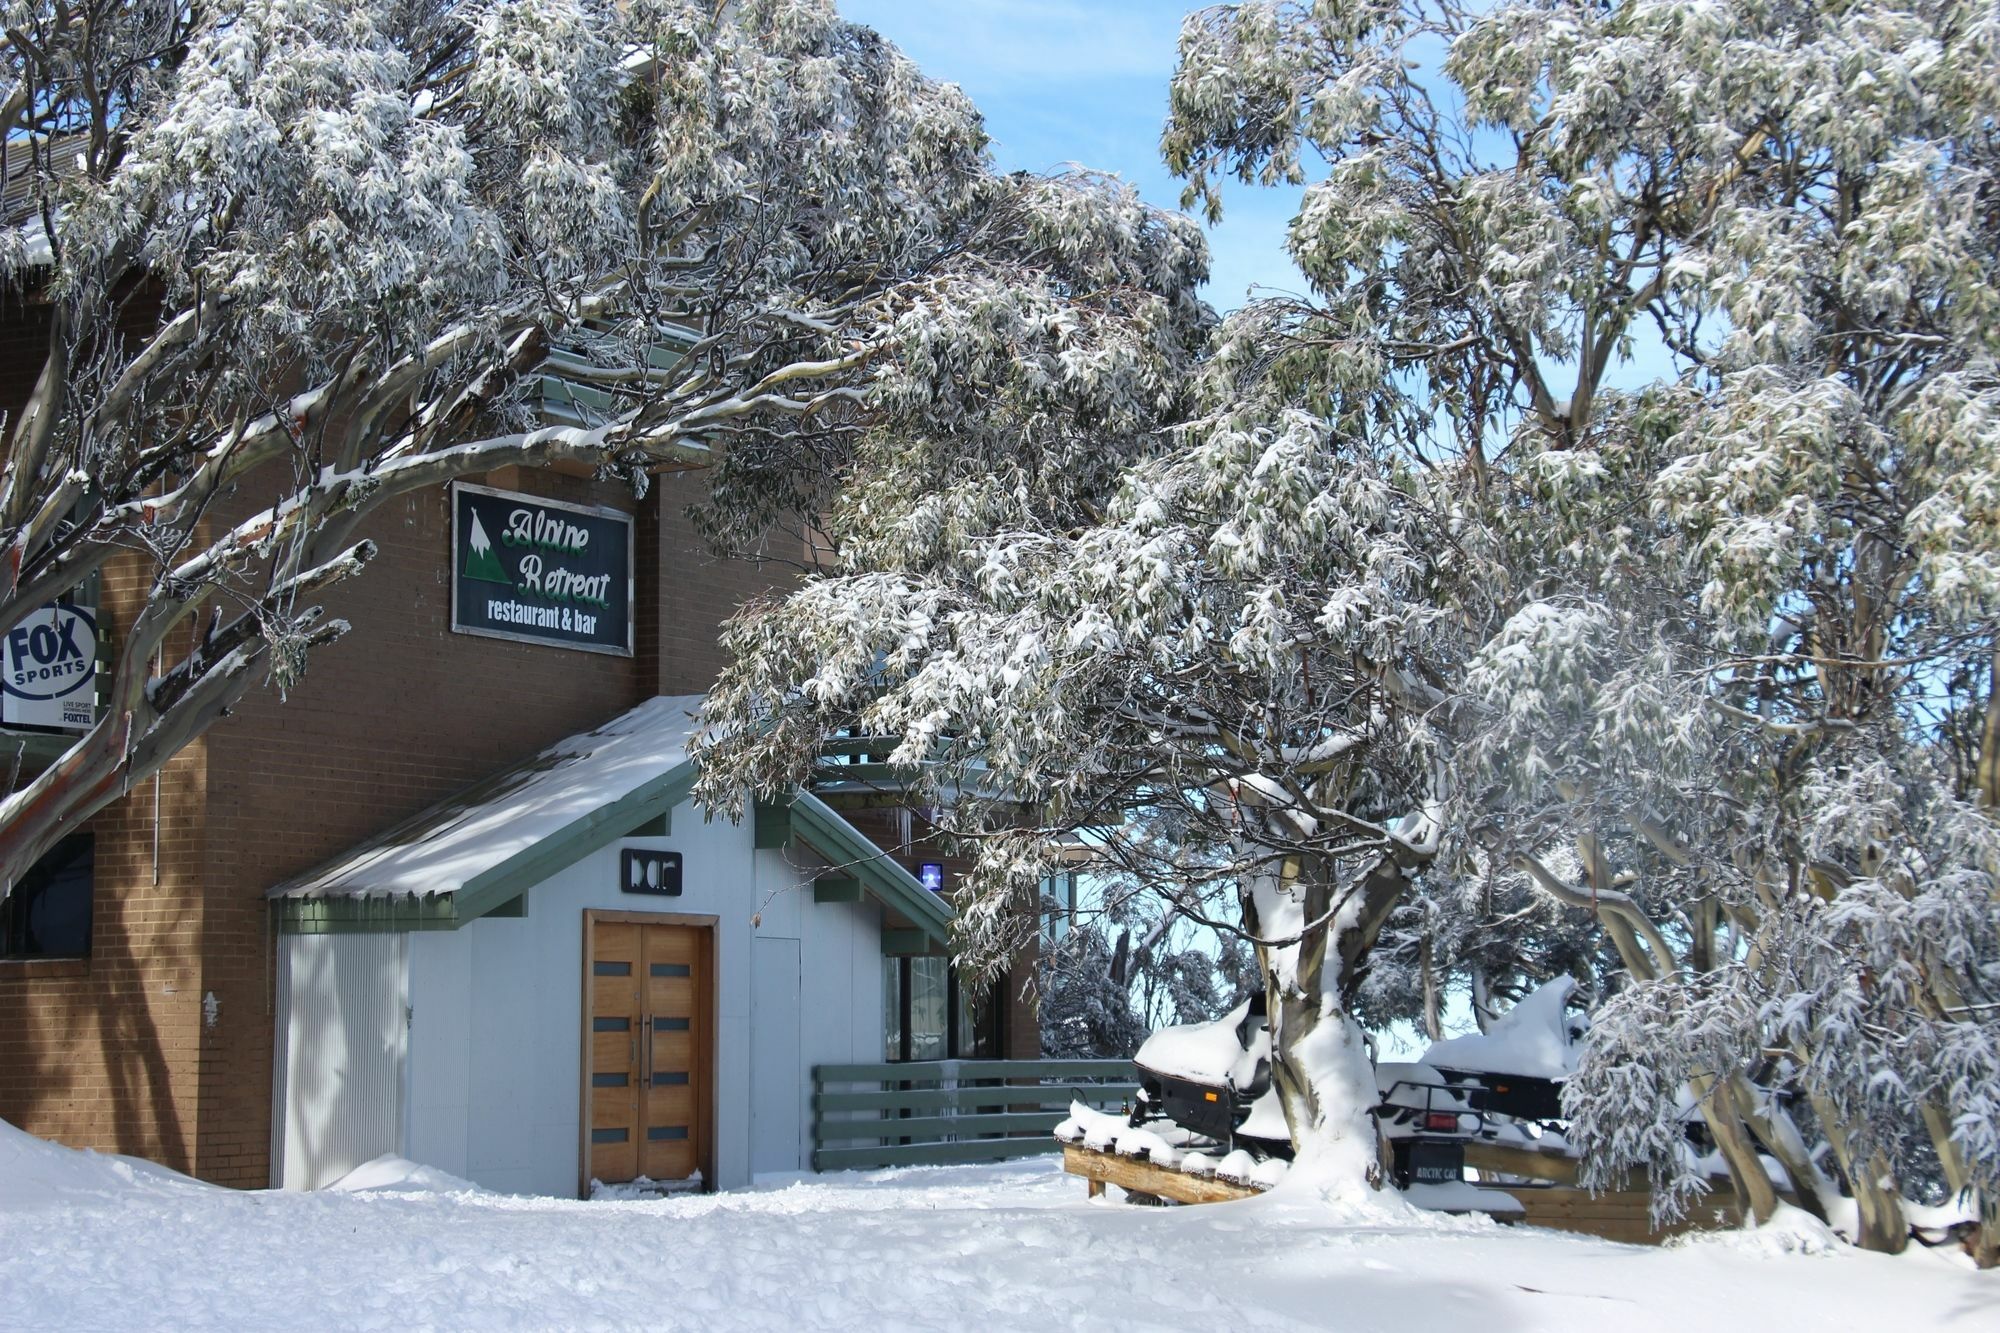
269;696;951;1195
0;159;1039;1188
0;438;1033;1193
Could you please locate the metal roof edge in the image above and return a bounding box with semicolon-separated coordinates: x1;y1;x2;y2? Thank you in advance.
788;791;953;946
451;758;699;924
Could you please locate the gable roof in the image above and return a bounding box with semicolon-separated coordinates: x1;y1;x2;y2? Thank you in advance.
269;694;953;948
271;695;706;927
790;791;952;943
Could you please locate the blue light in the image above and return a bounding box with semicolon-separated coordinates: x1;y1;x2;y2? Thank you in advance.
919;862;945;893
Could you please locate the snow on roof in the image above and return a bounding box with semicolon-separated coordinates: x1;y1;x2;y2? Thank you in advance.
270;694;706;901
1419;976;1579;1081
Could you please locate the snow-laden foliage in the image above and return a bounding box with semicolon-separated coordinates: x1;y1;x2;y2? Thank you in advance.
700;0;2000;1252
703;389;1474;1164
1038;864;1259;1059
0;0;1206;892
1037;924;1149;1060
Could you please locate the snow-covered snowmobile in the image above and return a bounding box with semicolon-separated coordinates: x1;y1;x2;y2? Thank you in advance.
1127;980;1579;1188
1127;993;1291;1158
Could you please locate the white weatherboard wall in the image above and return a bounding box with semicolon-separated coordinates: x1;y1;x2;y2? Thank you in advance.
745;845;888;1178
277;796;890;1196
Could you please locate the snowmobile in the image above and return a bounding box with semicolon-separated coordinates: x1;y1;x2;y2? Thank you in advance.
1127;984;1575;1189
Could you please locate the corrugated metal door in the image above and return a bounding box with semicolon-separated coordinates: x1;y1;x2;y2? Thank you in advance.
278;932;408;1190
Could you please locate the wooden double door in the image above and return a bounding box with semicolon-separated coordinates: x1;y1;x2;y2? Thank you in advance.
584;913;714;1190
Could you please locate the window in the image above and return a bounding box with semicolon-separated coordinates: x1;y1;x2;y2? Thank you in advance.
882;956;902;1062
908;957;949;1061
1041;871;1076;945
883;956;988;1061
0;832;94;959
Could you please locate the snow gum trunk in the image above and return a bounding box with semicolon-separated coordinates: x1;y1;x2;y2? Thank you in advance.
1251;854;1404;1189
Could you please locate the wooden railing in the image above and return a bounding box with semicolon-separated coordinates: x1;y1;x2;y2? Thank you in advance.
811;1059;1137;1171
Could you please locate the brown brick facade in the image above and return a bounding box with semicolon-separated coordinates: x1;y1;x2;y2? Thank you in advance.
0;458;782;1186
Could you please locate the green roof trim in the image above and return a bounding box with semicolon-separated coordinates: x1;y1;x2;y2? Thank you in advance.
276;759;697;935
447;757;698;923
272;707;953;950
275;891;526;934
277;894;463;935
789;791;952;948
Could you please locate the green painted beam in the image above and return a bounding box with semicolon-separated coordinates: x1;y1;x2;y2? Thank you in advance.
809;762;911;787
808;792;917;812
813;875;862;904
752;797;793;849
880;928;937;957
275;895;459;935
812;1085;1137;1115
812;1087;968;1114
817;736;901;758
815;1059;1135;1083
813;1136;1060;1172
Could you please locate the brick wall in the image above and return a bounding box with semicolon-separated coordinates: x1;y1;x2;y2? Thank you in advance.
0;540;211;1172
648;467;792;697
0;295;228;1170
0;436;785;1183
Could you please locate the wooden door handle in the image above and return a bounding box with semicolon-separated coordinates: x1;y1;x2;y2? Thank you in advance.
642;1015;653;1088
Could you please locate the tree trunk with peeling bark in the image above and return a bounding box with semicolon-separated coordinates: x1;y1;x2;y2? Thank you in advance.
1252;852;1411;1175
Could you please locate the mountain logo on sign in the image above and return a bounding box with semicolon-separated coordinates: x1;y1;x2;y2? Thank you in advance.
462;510;511;585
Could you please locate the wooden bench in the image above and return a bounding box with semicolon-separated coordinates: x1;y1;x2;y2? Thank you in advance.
1060;1142;1265;1204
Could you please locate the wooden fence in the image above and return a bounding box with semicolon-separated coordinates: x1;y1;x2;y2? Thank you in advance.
812;1059;1137;1171
1459;1143;1749;1242
1505;1187;1745;1244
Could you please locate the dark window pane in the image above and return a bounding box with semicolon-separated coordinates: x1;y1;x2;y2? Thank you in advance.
593;1017;630;1032
656;1072;689;1086
650;963;690;977
591;1128;628;1144
593;961;632;977
592;1072;629;1088
0;833;92;960
647;1126;688;1141
657;1017;689;1031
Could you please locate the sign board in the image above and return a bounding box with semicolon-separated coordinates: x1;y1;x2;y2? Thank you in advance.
1;603;97;731
450;483;632;656
1407;1139;1466;1186
621;849;683;897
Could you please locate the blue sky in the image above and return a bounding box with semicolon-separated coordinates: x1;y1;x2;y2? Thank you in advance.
840;1;1683;392
839;0;1305;309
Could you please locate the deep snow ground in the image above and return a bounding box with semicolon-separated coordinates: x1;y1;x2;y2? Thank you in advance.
1;1123;1992;1332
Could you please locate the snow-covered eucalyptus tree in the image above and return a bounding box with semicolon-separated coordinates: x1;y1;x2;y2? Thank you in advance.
699;0;2000;1251
0;0;1206;900
1180;0;2000;1252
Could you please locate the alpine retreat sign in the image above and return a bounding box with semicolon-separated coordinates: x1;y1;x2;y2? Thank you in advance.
451;483;633;655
